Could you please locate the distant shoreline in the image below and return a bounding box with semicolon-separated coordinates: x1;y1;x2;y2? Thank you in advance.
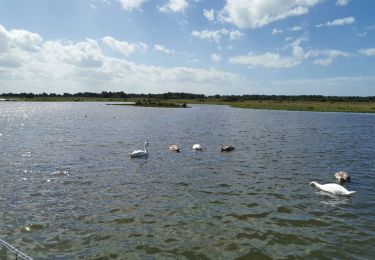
1;96;374;113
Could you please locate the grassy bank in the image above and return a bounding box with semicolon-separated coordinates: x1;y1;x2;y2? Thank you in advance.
134;99;375;113
1;96;374;113
229;100;375;113
109;99;188;108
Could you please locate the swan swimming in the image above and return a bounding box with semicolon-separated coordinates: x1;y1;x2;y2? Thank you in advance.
129;142;148;158
169;144;181;152
335;171;350;183
309;181;355;196
192;144;202;150
221;145;235;152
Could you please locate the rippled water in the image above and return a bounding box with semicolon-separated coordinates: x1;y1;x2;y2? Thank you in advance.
0;102;374;259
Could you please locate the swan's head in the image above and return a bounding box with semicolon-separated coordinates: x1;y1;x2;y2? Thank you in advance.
144;142;149;146
309;181;318;187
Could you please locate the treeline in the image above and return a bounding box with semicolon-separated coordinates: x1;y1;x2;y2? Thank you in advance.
1;91;374;102
0;91;205;100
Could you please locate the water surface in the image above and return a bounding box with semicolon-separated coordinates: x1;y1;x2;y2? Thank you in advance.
0;102;374;259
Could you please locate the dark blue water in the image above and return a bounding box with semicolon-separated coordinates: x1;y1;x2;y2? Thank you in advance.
0;102;374;259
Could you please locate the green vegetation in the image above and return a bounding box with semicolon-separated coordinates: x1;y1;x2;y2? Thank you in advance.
1;92;374;113
224;100;375;113
109;99;188;108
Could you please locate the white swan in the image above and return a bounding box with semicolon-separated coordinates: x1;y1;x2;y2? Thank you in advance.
192;144;202;150
129;142;148;158
309;181;355;196
335;171;350;183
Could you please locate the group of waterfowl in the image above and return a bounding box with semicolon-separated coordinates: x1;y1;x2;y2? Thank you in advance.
309;171;355;196
169;144;235;153
129;142;355;196
129;142;235;158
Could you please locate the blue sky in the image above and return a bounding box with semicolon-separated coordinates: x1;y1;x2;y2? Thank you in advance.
0;0;374;95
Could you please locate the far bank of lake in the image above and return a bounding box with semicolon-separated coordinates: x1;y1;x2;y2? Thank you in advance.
1;96;375;113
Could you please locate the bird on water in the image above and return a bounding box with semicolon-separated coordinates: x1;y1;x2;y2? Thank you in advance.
129;142;149;158
169;144;181;152
309;181;355;196
335;171;350;184
192;144;202;150
221;145;235;152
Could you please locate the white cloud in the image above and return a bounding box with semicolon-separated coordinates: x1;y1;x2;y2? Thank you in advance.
229;30;243;41
203;9;215;21
291;37;307;60
311;49;350;65
229;52;300;69
336;0;350;6
272;29;282;35
228;36;307;69
316;16;355;27
228;36;350;69
191;29;242;43
211;53;221;62
154;44;173;54
192;29;222;42
117;0;148;11
313;59;332;66
291;25;303;31
159;0;188;13
0;24;243;94
0;25;43;53
358;48;375;57
219;0;321;29
102;36;147;56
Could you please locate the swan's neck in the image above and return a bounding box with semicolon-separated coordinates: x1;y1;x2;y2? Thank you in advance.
144;144;148;153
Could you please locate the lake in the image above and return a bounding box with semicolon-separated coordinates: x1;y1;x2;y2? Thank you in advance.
0;102;374;259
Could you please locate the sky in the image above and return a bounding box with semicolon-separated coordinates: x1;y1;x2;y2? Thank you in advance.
0;0;374;96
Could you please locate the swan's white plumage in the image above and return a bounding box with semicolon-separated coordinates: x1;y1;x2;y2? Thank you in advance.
192;144;202;150
309;181;355;196
130;142;148;158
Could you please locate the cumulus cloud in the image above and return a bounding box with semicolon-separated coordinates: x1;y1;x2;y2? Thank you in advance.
228;36;350;69
117;0;148;11
358;48;375;57
191;28;242;43
192;29;223;42
102;36;147;56
0;23;243;94
309;49;350;65
336;0;350;6
291;25;303;31
159;0;188;13
316;16;355;27
229;30;243;41
229;52;300;69
203;9;215;21
211;53;221;62
154;44;173;54
219;0;321;29
228;36;309;69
